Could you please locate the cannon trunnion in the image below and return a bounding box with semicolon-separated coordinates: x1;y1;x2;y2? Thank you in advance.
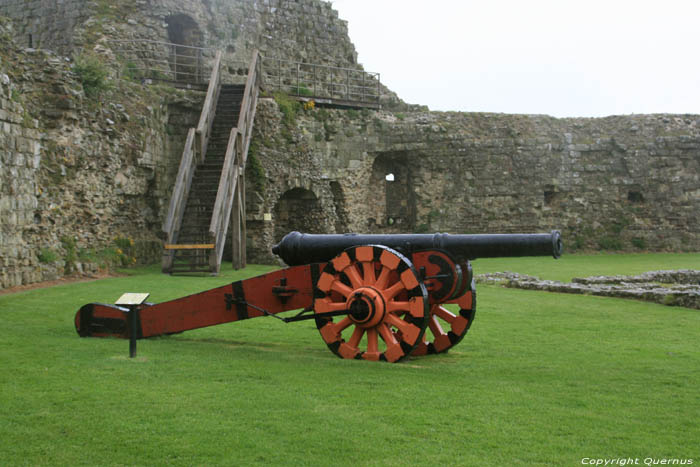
75;231;562;363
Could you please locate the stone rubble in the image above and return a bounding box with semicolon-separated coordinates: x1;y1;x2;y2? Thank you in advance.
476;270;700;310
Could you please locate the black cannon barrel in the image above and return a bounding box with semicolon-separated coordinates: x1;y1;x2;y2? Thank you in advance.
272;231;562;266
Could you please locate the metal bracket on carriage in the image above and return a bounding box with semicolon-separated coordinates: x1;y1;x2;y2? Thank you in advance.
271;277;298;304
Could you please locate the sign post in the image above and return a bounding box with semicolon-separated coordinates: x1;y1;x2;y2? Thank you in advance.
115;293;150;358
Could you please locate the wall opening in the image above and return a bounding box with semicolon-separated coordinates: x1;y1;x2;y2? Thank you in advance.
544;190;556;206
368;153;416;232
330;181;349;233
274;188;323;241
543;185;562;207
628;191;644;203
166;14;204;83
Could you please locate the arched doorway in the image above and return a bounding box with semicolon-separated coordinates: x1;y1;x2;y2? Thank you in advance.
274;188;323;242
166;14;204;83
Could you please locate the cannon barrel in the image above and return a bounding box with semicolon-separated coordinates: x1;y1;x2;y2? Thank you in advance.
272;231;562;266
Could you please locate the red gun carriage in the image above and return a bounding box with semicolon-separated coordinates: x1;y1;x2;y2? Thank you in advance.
75;231;562;363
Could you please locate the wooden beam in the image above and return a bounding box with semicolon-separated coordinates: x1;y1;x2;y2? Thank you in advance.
164;244;215;250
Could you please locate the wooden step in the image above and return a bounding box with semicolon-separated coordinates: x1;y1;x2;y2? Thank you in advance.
164;243;214;250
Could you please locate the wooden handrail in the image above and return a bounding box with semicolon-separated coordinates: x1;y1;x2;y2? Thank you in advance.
196;50;222;163
161;127;197;272
208;50;261;272
162;52;222;273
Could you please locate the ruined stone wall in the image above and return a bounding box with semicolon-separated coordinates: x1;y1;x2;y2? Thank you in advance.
0;0;360;68
0;0;88;53
0;1;698;288
246;101;699;264
0;18;204;289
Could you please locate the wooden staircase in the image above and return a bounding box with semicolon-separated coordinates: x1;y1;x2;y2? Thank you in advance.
162;51;260;274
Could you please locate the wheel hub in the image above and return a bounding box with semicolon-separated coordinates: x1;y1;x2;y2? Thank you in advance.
347;287;385;328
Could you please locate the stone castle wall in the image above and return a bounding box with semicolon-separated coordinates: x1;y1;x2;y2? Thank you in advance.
0;1;698;289
246;101;699;263
0;0;360;68
0;17;206;289
0;0;88;53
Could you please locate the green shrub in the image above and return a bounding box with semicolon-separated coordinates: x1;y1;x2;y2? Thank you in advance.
37;248;58;264
597;236;623;251
61;236;77;273
73;54;111;97
122;61;142;82
570;236;585;251
296;85;313;97
631;237;646;249
272;92;301;127
246;144;266;195
113;236;136;267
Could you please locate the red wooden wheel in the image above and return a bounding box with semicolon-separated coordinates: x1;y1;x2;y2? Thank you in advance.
411;261;477;356
313;245;429;362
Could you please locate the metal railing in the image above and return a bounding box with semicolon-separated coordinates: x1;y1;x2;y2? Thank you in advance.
109;40;248;87
109;39;216;85
261;57;381;105
109;40;382;105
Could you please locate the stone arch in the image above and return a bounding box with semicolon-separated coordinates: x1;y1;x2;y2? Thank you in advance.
166;14;204;83
367;152;416;232
274;188;323;241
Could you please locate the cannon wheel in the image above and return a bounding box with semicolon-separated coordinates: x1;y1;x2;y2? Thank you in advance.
313;245;429;363
411;277;476;356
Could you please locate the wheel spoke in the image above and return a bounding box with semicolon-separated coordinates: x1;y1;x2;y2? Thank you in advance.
385;314;420;345
326;302;347;311
433;305;457;323
318;301;347;314
377;323;399;346
387;301;410;313
428;314;447;337
344;264;363;289
386;313;412;334
331;281;353;298
335;316;353;333
366;328;378;353
375;266;390;289
348;326;364;348
361;261;376;285
383;281;405;301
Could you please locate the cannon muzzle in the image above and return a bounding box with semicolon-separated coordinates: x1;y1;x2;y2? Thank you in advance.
272;231;562;266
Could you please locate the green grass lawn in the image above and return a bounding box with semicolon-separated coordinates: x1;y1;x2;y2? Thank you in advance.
1;253;698;466
473;251;700;282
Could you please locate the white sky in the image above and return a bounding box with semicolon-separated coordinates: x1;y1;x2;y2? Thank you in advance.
329;0;700;118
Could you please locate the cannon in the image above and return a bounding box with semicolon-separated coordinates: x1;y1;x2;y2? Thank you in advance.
75;230;562;363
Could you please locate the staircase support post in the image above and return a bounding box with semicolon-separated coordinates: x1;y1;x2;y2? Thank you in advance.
240;174;247;269
232;175;242;270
